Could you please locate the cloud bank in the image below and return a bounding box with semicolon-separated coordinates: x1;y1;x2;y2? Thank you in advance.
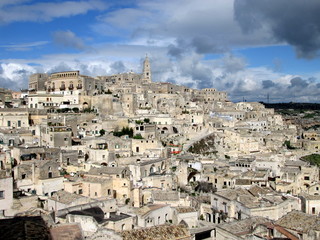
1;0;320;103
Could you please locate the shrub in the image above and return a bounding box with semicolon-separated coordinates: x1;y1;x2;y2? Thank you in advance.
99;129;106;136
144;118;150;123
284;140;295;149
133;134;143;139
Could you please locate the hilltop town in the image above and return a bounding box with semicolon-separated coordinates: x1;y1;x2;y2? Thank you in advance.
0;56;320;240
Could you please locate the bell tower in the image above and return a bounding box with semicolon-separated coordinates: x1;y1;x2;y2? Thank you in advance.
142;54;152;83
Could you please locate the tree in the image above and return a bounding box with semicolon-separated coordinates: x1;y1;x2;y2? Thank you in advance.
72;107;79;113
99;129;106;136
113;127;134;138
144;118;150;123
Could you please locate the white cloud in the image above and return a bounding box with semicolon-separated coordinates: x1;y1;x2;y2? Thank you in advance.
53;30;86;50
93;0;275;53
0;41;49;51
1;50;320;102
0;0;107;23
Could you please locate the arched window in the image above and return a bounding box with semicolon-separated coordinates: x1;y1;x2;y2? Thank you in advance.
48;166;53;178
60;81;66;90
69;81;74;90
150;164;156;174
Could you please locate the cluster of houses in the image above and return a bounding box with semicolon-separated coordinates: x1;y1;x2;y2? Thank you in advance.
0;56;320;239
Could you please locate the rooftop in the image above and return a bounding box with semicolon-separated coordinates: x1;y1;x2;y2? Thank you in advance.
49;190;89;205
50;223;83;240
276;210;320;233
121;224;190;240
217;216;270;237
106;212;132;222
135;204;168;217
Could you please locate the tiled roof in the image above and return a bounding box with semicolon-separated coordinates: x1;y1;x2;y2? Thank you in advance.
135;204;168;217
121;224;191;240
276;210;320;233
88;166;126;175
175;207;197;214
217;216;270;236
152;191;179;201
49;190;90;204
50;223;83;240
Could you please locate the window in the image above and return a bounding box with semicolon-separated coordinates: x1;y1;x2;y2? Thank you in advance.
0;191;4;199
18;120;21;127
22;173;26;179
79;189;83;194
48;166;52;178
7;121;11;127
312;207;316;214
304;176;310;180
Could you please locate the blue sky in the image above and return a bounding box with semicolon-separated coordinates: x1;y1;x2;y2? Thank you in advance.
1;0;320;102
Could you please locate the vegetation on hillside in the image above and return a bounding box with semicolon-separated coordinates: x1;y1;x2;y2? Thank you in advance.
188;134;217;155
301;154;320;166
113;127;134;138
262;102;320;111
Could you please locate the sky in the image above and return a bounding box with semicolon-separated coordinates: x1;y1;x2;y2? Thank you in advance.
1;0;320;102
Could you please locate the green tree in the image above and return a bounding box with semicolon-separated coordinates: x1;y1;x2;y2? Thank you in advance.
99;129;106;136
144;118;150;123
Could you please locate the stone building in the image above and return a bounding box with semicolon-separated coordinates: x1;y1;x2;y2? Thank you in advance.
28;73;48;91
209;186;300;224
13;160;64;196
0;108;29;129
275;210;320;240
0;172;13;217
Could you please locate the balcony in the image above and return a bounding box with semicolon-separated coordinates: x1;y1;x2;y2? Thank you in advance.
68;85;74;90
60;85;66;91
76;85;82;89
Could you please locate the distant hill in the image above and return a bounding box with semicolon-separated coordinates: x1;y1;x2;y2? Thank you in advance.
261;102;320;111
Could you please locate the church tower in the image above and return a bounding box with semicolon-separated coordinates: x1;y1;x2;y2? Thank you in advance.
142;54;152;83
